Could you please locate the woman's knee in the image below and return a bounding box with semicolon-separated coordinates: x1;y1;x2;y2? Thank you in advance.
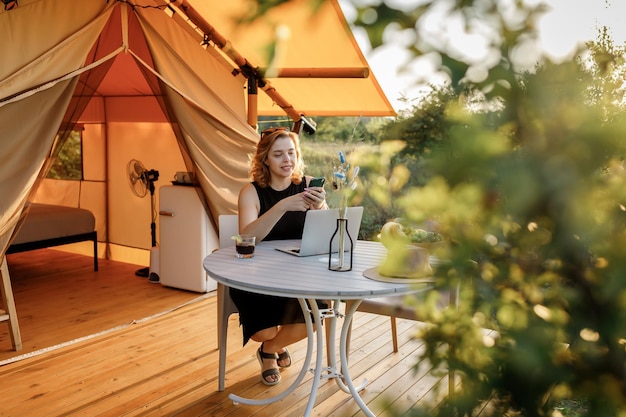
250;326;279;342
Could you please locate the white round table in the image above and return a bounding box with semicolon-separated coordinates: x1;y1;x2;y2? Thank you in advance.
203;239;433;417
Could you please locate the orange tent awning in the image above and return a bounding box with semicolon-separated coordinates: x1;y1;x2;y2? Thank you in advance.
176;0;396;118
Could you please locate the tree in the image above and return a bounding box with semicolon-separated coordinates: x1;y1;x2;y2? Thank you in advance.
47;130;82;180
582;26;626;119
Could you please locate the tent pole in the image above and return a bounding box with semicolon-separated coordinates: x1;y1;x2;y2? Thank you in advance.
247;75;258;129
173;0;301;123
260;67;369;78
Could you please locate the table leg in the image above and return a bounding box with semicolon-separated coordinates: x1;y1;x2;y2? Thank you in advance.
228;298;372;417
302;299;327;416
339;299;375;417
304;298;369;416
327;300;367;394
227;298;316;406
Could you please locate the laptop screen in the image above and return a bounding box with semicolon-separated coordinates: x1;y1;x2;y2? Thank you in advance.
275;207;364;256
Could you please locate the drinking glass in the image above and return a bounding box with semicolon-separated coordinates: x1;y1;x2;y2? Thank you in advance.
235;235;256;258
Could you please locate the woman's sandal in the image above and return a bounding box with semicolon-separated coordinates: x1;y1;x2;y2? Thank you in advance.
277;347;292;368
256;344;281;386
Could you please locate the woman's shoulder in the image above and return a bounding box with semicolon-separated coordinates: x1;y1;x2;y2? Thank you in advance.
239;182;257;196
238;182;260;210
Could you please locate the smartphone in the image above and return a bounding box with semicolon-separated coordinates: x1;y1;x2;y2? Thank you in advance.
309;176;326;187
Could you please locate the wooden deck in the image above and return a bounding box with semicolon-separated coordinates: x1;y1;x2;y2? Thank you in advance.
0;249;450;416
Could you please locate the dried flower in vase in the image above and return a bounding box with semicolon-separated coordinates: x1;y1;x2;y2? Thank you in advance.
332;150;359;219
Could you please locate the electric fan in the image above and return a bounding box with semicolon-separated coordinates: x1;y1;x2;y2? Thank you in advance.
126;159;160;280
128;159;149;198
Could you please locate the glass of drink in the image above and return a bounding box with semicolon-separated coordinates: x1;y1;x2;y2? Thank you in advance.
235;234;256;259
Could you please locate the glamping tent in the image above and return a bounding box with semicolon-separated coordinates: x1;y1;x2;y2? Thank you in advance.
0;0;394;266
0;0;394;349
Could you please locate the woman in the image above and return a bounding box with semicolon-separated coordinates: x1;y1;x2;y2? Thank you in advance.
231;127;327;386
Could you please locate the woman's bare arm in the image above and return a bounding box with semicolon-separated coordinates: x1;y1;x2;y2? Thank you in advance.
237;183;311;241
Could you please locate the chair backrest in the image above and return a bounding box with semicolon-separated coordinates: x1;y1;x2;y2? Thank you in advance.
218;215;239;249
215;214;240;392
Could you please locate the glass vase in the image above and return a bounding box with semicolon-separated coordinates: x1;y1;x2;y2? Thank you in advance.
328;218;353;271
338;191;349;220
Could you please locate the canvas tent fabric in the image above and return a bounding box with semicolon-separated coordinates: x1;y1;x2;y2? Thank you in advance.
0;0;394;265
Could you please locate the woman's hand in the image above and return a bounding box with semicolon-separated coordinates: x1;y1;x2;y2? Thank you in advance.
277;193;314;212
303;187;327;210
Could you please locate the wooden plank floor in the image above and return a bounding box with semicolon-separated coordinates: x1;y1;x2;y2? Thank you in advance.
0;249;203;362
0;249;451;416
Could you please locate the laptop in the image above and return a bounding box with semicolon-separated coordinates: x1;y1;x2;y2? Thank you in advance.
275;206;364;257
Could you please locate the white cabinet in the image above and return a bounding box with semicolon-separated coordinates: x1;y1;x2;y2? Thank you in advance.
158;185;218;292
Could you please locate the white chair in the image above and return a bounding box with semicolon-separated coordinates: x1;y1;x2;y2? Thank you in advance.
215;214;334;389
216;214;240;391
346;289;455;353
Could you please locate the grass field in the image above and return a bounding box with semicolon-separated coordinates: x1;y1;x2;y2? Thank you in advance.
300;140;392;239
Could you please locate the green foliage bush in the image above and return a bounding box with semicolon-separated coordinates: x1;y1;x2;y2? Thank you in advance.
350;6;626;417
305;4;626;417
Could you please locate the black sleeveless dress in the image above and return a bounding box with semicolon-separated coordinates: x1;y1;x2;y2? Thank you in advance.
230;179;321;345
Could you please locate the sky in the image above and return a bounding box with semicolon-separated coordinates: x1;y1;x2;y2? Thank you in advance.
341;0;626;113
